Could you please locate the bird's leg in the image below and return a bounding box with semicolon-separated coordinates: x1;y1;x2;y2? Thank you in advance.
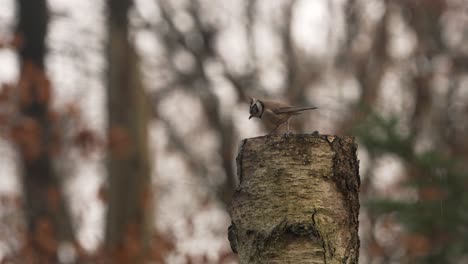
268;122;286;135
285;117;294;135
268;124;281;135
282;120;292;137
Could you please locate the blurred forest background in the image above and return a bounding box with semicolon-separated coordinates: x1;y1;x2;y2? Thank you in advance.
0;0;467;263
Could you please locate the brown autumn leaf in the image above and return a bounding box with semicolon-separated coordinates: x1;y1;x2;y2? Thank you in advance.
403;233;431;257
34;217;58;256
0;83;12;102
151;232;175;262
368;239;385;257
18;61;51;109
16;239;36;264
46;186;61;213
11;33;24;49
419;186;447;201
123;223;143;261
18;73;33;108
97;184;108;203
108;125;131;158
36;75;51;105
0;33;24;50
61;103;82;124
140;186;152;211
108;223;144;264
11;118;42;160
75;129;99;155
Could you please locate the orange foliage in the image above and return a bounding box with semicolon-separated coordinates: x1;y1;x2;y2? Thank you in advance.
0;84;13;133
108;125;131;158
368;240;385;257
11;33;24;49
419;186;447;201
150;232;175;263
97;184;108;203
403;233;431;257
74;129;100;155
123;223;144;261
46;187;61;213
0;83;12;102
11;118;42;160
140;186;152;211
0;33;23;49
33;217;58;256
18;61;51;109
106;223;144;264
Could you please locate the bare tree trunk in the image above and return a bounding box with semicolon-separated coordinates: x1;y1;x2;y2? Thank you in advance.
228;135;359;264
105;0;152;263
15;0;75;262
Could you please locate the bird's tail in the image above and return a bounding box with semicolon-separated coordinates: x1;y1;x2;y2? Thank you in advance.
275;106;318;114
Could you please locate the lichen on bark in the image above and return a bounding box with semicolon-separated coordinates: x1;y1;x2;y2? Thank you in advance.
229;134;359;264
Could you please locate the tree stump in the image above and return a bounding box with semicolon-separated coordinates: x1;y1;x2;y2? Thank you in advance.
228;134;360;264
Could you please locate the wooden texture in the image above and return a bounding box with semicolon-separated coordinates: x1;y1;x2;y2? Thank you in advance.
229;134;360;264
16;0;75;261
104;0;152;262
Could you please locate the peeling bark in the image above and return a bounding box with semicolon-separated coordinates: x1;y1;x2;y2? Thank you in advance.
229;134;359;264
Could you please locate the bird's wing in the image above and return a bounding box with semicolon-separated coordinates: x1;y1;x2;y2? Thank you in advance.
260;99;292;110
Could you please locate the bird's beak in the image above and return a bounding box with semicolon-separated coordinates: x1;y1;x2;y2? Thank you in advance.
248;115;252;119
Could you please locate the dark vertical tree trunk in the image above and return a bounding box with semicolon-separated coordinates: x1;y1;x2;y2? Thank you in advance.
229;135;360;263
105;0;152;263
15;0;75;262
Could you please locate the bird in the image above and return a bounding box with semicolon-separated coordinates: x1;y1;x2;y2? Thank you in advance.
248;98;317;134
